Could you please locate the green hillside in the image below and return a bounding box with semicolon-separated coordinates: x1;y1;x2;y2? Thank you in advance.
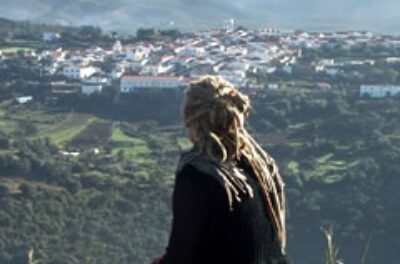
0;87;400;263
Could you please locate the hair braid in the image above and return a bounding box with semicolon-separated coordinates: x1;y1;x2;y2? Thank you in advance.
183;75;287;253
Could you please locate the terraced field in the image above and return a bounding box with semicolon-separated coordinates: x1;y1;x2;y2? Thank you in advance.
0;47;36;53
40;113;95;144
0;103;190;170
110;125;151;164
69;121;113;148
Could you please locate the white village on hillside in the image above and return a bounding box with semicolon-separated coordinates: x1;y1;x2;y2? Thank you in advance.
2;26;400;101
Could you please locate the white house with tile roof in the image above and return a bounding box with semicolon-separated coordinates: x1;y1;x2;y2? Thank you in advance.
120;75;189;93
360;85;400;98
63;64;98;80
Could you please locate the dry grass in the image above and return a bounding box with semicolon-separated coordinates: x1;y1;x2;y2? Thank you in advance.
321;226;343;264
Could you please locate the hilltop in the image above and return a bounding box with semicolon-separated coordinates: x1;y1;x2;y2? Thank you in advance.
1;0;400;33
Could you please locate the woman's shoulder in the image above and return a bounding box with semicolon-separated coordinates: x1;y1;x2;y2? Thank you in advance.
176;147;203;173
176;147;228;189
176;161;223;189
177;147;220;177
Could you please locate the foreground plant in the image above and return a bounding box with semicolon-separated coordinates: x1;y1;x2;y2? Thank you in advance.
322;226;343;264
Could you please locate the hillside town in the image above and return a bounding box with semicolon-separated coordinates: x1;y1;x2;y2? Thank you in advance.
2;27;400;101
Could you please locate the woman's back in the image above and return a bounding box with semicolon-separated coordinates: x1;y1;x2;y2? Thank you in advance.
160;157;287;264
153;76;288;264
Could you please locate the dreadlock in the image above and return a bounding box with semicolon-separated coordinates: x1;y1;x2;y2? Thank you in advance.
183;75;287;253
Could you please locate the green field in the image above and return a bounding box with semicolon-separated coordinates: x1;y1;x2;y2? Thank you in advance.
0;47;35;53
39;113;95;144
177;137;192;150
304;153;360;184
69;121;113;148
288;122;307;130
0;119;16;133
110;125;151;164
0;104;185;166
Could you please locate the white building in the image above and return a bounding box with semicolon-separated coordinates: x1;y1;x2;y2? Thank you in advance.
226;46;248;56
113;40;123;53
111;67;125;80
315;59;335;72
43;32;61;42
140;65;160;76
63;65;98;80
176;47;206;57
282;64;293;74
223;18;235;32
268;84;280;90
360;85;400;98
325;67;340;76
256;65;277;74
59;151;80;158
81;76;108;95
261;28;282;37
120;76;189;93
43;63;59;75
16;96;33;104
386;57;400;64
130;46;151;61
81;84;103;95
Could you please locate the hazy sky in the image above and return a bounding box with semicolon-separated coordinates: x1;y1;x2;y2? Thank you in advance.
1;0;400;33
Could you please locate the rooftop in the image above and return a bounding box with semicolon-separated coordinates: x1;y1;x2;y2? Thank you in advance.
121;75;184;81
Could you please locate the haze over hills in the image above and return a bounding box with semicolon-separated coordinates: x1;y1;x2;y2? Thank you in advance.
0;0;399;34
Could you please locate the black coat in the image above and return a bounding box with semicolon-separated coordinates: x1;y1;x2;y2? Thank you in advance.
160;151;288;264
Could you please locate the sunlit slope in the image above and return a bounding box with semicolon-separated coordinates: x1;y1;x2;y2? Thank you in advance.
1;89;400;263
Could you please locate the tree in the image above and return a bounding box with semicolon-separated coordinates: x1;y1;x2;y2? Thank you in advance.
0;153;15;173
0;135;9;149
0;185;10;196
15;157;31;174
136;28;159;41
64;179;81;194
79;25;102;40
17;121;38;136
19;183;31;197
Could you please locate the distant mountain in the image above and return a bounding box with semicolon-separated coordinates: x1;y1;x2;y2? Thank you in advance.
1;0;399;33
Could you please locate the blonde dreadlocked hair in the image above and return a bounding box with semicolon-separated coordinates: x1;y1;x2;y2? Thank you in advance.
183;75;287;253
